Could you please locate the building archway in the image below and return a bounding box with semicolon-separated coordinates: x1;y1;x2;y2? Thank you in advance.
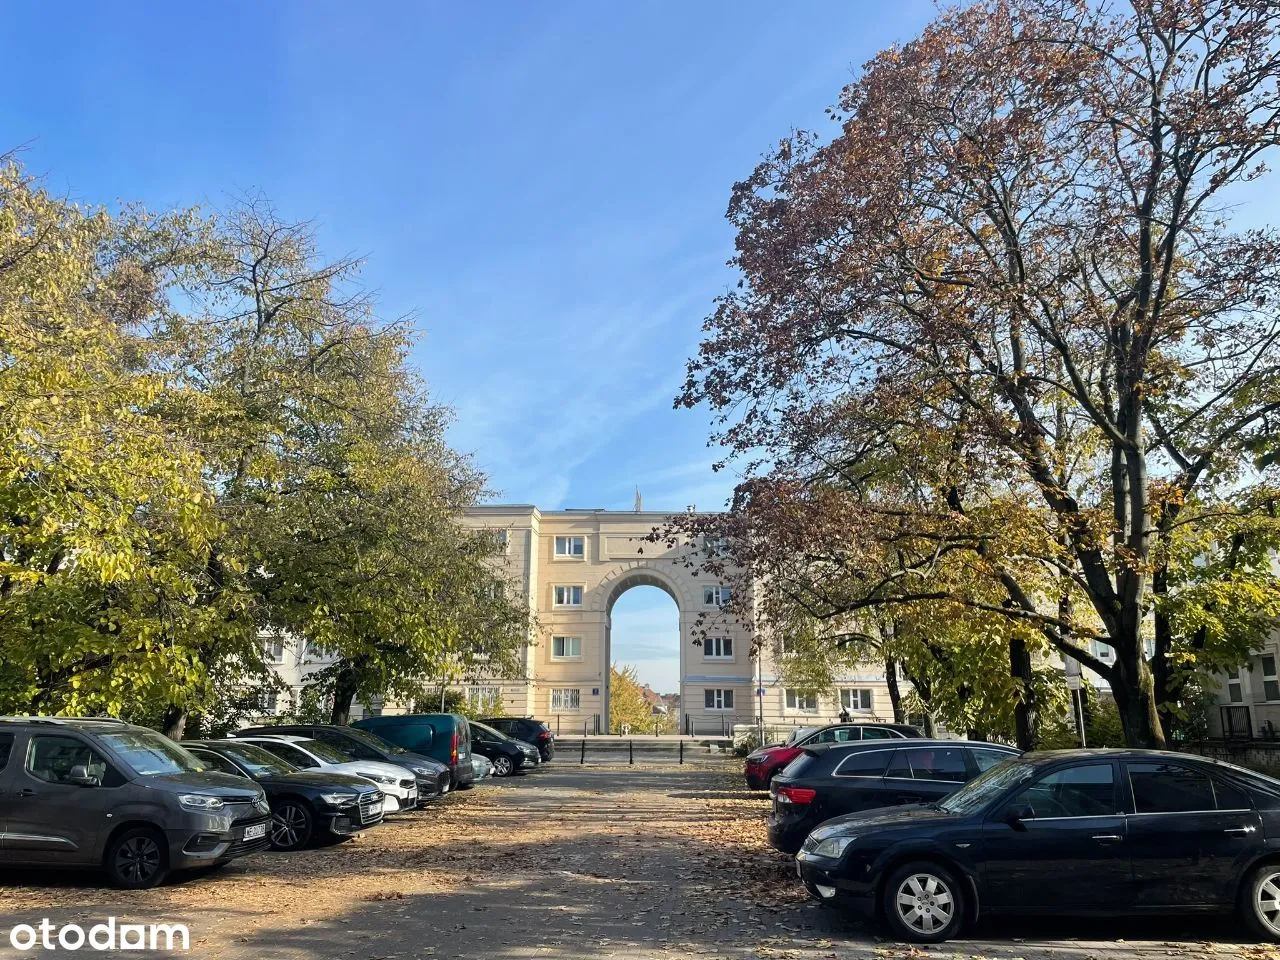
603;573;682;732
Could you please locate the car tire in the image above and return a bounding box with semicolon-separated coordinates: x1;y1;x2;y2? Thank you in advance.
880;861;966;944
492;755;514;777
1241;862;1280;941
270;800;314;851
105;826;170;890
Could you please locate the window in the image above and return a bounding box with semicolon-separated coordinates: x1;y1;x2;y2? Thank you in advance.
311;728;374;760
189;749;248;778
1258;655;1280;702
551;688;581;711
254;741;316;769
0;732;12;771
1128;762;1217;814
703;585;731;607
552;636;582;659
702;536;728;557
1095;642;1113;661
785;689;818;713
811;727;859;744
835;749;894;778
841;688;873;712
704;688;735;710
1228;667;1244;704
98;730;203;776
468;685;501;707
263;635;285;662
1010;763;1116;819
486;580;506;601
25;736;115;785
494;529;510;552
1213;777;1253;811
553;585;583;606
554;536;585;558
704;637;733;659
861;727;898;740
972;748;1014;773
258;690;278;714
891;747;968;783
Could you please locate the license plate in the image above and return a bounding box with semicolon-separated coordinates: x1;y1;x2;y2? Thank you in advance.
243;822;267;841
407;789;417;803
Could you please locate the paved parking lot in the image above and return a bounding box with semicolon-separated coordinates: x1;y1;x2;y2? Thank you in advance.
0;766;1262;959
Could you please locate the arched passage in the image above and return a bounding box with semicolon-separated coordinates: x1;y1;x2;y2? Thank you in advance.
607;583;681;733
601;568;686;732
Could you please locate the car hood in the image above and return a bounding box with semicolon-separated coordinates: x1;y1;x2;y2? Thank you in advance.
331;759;415;782
816;803;955;835
145;771;265;799
397;752;448;773
257;770;374;791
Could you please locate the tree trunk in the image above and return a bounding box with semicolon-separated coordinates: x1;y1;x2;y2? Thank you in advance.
161;705;188;740
885;658;905;723
1008;634;1038;750
921;713;937;737
1112;645;1165;748
330;662;360;725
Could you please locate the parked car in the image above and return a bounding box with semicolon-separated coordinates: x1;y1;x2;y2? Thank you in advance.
0;717;270;889
480;716;555;762
471;754;493;781
745;723;923;790
233;735;418;813
768;739;1020;853
467;721;538;776
235;723;449;799
352;714;476;790
795;748;1280;944
183;739;385;851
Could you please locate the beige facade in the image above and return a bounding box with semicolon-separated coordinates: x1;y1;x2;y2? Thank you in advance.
465;505;903;736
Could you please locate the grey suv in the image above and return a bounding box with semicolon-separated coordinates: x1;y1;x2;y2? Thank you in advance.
0;717;272;888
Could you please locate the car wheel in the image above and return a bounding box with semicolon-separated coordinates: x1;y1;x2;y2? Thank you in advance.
105;826;169;890
492;755;514;777
1242;863;1280;941
881;861;965;943
270;801;314;851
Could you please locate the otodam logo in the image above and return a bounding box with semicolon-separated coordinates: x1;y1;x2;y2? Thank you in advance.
7;918;190;952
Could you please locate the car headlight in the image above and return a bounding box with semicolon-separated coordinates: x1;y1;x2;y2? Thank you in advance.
811;835;856;859
320;792;357;806
359;772;399;785
411;766;435;776
178;794;226;811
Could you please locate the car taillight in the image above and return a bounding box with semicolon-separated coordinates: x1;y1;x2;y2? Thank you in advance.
537;731;550;741
451;731;458;765
776;786;816;805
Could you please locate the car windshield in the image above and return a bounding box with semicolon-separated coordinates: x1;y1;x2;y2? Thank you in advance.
470;722;507;740
99;731;205;775
342;727;408;755
939;758;1038;815
218;742;297;777
294;739;352;764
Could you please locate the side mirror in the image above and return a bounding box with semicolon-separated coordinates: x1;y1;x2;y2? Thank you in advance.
1003;804;1034;830
68;764;101;787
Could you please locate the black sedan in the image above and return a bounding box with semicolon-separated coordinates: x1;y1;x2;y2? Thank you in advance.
796;748;1280;943
481;716;555;762
183;740;385;851
769;739;1019;853
468;721;538;776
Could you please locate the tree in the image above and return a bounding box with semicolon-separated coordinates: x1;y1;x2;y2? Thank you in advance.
610;664;674;734
678;0;1280;747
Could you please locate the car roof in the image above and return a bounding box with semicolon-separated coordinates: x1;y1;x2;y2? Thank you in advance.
805;738;1010;756
0;716;134;732
236;733;309;743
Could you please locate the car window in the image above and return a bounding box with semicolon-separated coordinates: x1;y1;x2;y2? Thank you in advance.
811;728;855;744
835;749;894;778
971;748;1014;773
254;741;318;768
343;727;408;755
886;750;912;779
1213;777;1252;811
26;735;116;785
1011;763;1115;819
1128;762;1217;814
99;730;205;775
903;747;968;782
0;732;13;771
188;749;248;778
295;739;351;764
861;727;897;740
312;728;379;760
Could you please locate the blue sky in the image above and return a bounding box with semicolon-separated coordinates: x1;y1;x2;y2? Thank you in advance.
1;0;933;690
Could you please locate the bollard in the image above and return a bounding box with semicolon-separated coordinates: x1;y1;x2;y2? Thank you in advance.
679;740;684;764
580;736;586;765
629;739;633;765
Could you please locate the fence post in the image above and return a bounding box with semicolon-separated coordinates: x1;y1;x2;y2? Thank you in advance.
629;739;633;765
580;736;586;765
679;739;684;764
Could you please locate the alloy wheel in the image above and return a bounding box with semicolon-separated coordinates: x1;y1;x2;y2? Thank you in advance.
271;804;308;849
117;835;162;885
894;872;955;936
493;756;514;776
1255;870;1280;936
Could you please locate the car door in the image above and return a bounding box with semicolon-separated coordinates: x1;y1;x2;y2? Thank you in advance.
0;731;17;855
980;760;1131;912
1123;760;1263;908
5;733;122;865
823;747;897;816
